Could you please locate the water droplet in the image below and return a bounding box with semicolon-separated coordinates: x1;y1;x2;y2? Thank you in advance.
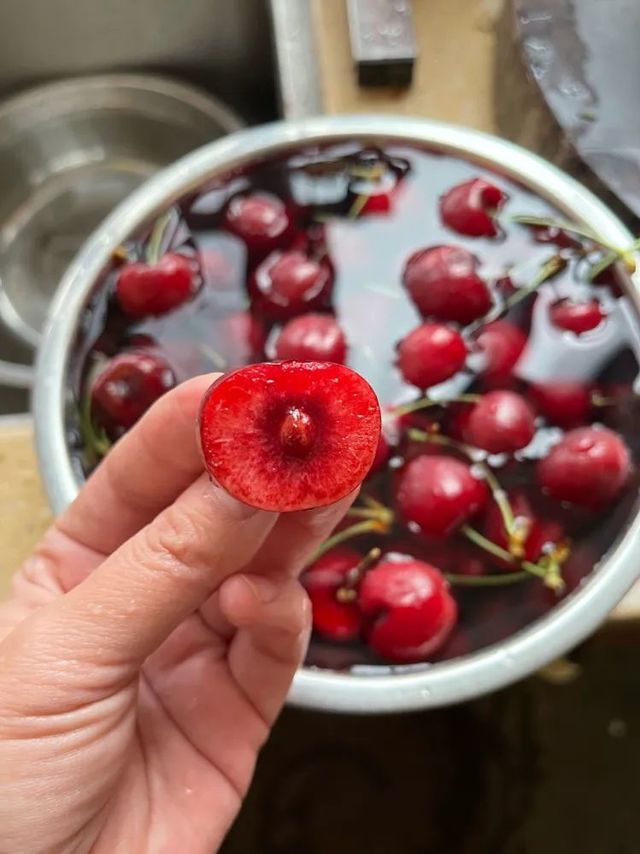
608;718;627;738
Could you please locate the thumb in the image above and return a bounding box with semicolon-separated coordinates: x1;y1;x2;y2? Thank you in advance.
5;475;278;688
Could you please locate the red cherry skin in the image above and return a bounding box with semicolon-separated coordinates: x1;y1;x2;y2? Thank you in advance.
91;351;176;434
396;454;489;538
250;250;333;319
537;426;630;509
223;192;292;254
530;224;581;249
115;253;197;317
274;313;347;363
474;320;527;388
397;323;467;389
463;390;536;453
440;178;507;237
358;554;457;663
402;245;491;324
529;382;592;428
302;547;363;642
550;299;606;335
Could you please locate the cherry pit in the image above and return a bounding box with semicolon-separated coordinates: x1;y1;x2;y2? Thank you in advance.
75;141;639;671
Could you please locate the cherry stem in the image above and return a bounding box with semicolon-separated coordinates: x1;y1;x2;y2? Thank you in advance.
79;393;111;465
391;393;480;418
310;519;389;563
511;214;639;277
510;215;625;256
592;391;638;407
504;255;567;312
408;428;516;536
445;570;531;587
146;209;177;265
461;524;564;591
347;193;370;220
198;343;227;371
343;547;382;589
113;245;131;263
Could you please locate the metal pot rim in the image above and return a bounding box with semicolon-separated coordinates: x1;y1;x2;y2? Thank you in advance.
34;114;640;713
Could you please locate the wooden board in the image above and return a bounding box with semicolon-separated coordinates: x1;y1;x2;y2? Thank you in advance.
312;0;504;131
0;418;51;599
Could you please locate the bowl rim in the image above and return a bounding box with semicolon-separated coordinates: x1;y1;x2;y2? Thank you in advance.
0;71;244;354
34;114;640;713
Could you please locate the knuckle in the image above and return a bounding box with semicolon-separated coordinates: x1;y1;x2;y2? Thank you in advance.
139;503;215;581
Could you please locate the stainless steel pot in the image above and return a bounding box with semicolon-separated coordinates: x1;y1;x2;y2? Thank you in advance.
34;115;640;713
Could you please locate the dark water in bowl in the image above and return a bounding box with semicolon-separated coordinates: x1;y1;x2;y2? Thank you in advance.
69;141;640;671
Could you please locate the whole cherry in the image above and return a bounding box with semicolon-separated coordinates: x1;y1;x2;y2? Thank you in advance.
274;313;347;363
302;547;364;642
402;245;492;324
440;178;507;238
91;351;176;436
537;426;630;509
529;381;592;428
396;454;489;538
474;320;527;388
550;298;606;335
250;250;333;319
223;192;292;255
397;323;467;389
115;253;197;317
358;554;457;662
463;390;536;454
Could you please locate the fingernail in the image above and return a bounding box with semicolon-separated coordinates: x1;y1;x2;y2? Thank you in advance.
241;574;278;604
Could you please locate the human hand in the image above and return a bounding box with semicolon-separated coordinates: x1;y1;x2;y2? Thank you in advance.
0;373;354;853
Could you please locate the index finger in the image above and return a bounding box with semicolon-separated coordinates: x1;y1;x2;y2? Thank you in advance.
58;372;220;555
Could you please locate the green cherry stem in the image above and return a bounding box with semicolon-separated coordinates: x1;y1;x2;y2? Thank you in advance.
461;524;563;590
391;393;480;418
347;193;370;220
337;547;383;601
510;215;626;256
591;391;639;407
503;255;567;312
445;570;531;587
79;393;111;465
146;209;176;265
309;518;390;563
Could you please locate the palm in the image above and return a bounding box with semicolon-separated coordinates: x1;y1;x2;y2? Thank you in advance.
0;374;351;853
1;525;308;853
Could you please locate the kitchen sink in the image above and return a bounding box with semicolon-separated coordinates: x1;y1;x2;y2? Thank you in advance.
0;0;322;414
